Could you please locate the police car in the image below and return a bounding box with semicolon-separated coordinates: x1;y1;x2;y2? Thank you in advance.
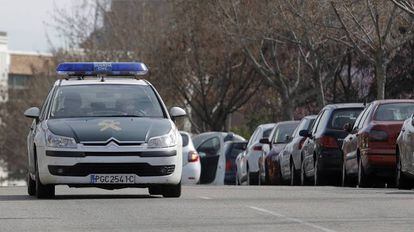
24;62;186;198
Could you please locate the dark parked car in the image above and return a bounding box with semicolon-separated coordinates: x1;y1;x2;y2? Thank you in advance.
342;100;414;187
280;115;317;185
396;114;414;190
259;121;300;185
224;141;247;185
301;103;364;186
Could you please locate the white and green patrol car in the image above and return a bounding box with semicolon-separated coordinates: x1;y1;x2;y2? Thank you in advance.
24;62;186;198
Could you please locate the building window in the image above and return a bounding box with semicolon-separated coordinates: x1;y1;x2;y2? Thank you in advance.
8;74;30;89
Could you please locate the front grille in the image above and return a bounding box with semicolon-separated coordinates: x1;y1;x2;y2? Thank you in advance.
46;150;176;158
48;163;175;177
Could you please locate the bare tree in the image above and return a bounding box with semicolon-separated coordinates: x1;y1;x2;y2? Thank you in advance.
392;0;414;15
331;0;414;99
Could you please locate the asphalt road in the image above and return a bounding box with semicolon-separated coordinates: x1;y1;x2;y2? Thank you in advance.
0;185;414;232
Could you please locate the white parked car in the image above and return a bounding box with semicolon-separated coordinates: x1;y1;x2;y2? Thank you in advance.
192;132;245;185
235;123;275;185
180;131;201;185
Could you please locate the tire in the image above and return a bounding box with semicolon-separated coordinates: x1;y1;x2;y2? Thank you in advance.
35;160;55;199
248;172;259;185
149;185;162;195
357;157;371;188
162;182;181;198
290;161;297;186
396;156;413;190
341;160;350;187
27;173;36;196
300;159;307;186
314;157;324;186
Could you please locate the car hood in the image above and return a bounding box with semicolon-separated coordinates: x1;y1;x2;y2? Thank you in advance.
47;117;172;143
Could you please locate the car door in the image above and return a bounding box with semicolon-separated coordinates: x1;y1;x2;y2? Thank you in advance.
197;136;222;184
404;116;414;174
303;110;325;176
343;106;370;174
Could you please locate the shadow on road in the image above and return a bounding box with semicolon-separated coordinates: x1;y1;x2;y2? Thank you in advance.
0;194;159;201
385;191;414;195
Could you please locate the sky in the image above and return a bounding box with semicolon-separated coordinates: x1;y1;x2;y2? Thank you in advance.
0;0;73;53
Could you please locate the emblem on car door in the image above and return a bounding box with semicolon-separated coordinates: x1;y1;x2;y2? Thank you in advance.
98;120;122;131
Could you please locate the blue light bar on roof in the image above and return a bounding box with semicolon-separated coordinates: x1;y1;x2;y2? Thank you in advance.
56;62;148;76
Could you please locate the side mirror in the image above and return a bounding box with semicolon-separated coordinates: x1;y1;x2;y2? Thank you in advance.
24;107;40;119
343;123;353;133
299;129;310;138
259;137;271;144
169;107;186;119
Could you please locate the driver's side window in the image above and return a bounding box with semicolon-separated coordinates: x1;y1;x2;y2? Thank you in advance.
198;137;220;157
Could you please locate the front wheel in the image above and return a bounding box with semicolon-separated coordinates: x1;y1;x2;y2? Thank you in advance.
35;160;55;199
396;157;413;190
357;157;371;188
27;173;36;196
314;158;324;186
162;182;181;198
290;161;297;186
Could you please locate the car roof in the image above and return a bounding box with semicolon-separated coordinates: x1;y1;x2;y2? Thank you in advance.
258;123;277;129
274;120;300;127
55;78;149;86
322;103;364;110
370;99;414;105
303;115;317;119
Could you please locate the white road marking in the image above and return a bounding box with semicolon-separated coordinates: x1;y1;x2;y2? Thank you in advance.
248;206;338;232
198;196;212;200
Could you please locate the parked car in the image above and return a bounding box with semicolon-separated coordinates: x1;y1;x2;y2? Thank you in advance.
396;114;414;190
235;124;275;185
259;121;300;185
180;131;201;185
224;141;247;185
301;103;364;186
280;115;317;185
342;100;414;187
192;132;245;185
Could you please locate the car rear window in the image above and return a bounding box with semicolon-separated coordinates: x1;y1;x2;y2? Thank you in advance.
273;124;298;143
374;103;414;121
328;108;362;130
181;133;189;147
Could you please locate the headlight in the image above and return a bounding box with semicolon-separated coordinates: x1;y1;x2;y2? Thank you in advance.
45;129;77;148
147;129;177;148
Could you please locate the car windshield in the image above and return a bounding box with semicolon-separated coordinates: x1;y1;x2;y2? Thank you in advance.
50;84;164;118
273;124;298;143
329;108;362;130
374;103;414;121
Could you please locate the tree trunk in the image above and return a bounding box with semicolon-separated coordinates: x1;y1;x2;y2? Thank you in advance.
375;56;387;100
280;91;295;120
314;69;326;107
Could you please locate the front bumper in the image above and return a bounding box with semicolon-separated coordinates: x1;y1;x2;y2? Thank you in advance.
36;145;182;186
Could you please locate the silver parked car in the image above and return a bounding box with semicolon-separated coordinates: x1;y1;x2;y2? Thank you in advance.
235;124;275;185
279;116;317;185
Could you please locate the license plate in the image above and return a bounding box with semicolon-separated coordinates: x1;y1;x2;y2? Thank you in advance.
90;174;135;184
